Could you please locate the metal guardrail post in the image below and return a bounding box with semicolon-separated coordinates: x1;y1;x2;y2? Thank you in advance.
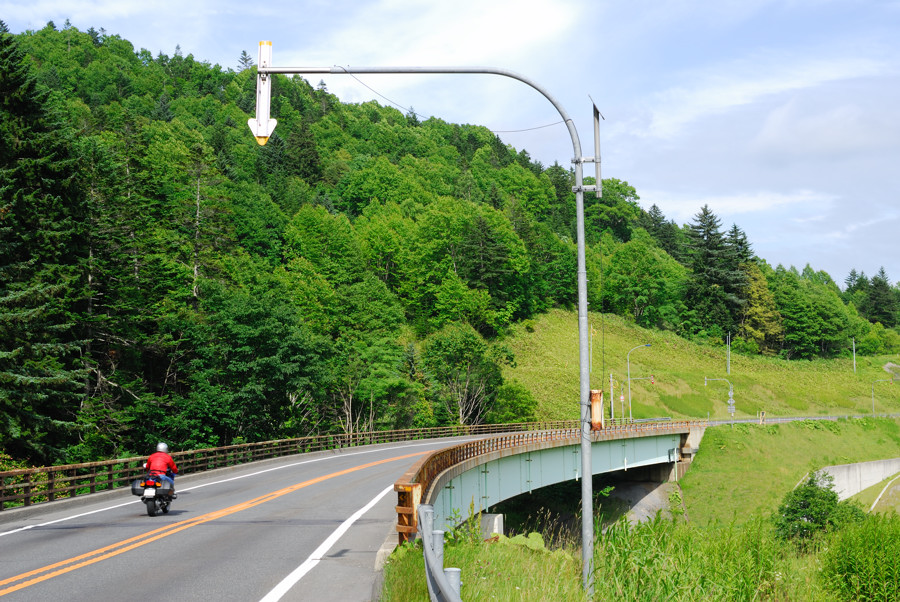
419;504;462;602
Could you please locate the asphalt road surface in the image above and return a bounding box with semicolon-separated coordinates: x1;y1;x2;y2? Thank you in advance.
0;438;472;601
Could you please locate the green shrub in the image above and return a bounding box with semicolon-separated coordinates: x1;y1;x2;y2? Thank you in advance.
773;472;864;547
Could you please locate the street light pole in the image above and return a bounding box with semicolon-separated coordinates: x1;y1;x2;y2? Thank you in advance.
627;344;651;421
249;49;599;594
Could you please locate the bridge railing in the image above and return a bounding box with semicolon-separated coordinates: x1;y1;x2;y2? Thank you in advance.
393;420;704;543
0;421;577;511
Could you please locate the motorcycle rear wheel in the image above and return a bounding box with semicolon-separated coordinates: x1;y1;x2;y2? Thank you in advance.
145;498;159;517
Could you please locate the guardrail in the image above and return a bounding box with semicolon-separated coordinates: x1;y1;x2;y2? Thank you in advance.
393;420;703;543
419;504;463;602
0;421;578;511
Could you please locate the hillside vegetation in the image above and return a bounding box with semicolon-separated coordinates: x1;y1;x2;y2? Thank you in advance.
2;22;898;468
505;307;900;524
681;419;900;525
505;309;900;421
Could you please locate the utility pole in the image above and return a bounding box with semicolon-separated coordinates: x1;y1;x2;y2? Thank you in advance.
247;43;600;594
726;332;731;374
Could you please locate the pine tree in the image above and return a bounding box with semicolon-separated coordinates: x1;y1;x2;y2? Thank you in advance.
0;22;87;463
237;49;254;71
684;206;738;335
725;223;754;264
864;267;898;327
641;203;685;262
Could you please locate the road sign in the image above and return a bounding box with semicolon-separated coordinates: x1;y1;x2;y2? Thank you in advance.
247;41;277;145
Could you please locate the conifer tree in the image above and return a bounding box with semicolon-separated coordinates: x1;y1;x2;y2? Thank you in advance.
864;267;898;327
237;49;254;71
0;22;87;463
684;206;731;335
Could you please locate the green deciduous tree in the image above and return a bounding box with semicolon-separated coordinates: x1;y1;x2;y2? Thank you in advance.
484;380;537;424
422;323;511;425
736;262;783;355
601;232;688;329
587;178;642;244
283;204;364;286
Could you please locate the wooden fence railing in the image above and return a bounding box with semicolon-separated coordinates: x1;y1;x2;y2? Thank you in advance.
0;421;578;511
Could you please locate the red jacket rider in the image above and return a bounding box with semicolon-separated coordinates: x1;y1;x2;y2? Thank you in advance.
146;442;178;478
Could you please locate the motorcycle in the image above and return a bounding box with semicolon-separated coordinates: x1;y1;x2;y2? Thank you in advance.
131;471;176;516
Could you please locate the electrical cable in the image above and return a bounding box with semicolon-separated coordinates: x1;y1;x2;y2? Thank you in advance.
337;68;564;135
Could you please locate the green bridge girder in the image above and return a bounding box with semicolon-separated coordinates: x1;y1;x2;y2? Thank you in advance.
428;432;683;531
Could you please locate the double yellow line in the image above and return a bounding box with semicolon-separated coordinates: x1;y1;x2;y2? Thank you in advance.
1;450;428;596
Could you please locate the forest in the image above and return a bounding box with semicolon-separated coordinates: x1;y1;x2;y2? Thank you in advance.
2;21;899;466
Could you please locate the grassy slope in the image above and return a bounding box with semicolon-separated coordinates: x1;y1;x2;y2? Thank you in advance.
505;308;900;421
680;419;900;524
503;309;900;522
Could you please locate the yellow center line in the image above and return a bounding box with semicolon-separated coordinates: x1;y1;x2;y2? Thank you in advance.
1;450;429;596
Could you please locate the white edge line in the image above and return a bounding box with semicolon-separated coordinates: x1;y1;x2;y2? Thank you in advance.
870;472;900;513
259;484;395;602
0;439;456;538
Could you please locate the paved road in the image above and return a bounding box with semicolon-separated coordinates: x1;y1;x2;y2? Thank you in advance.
0;437;471;601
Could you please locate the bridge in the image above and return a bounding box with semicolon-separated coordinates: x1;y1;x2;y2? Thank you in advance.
394;421;705;542
0;422;705;600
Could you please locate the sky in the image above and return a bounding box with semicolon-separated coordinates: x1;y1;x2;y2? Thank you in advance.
4;0;900;287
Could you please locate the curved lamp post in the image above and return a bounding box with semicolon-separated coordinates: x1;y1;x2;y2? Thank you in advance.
626;344;651;421
248;51;601;593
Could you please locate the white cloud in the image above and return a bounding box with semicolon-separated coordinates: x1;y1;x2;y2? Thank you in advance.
0;0;143;24
642;188;833;223
638;54;887;140
277;0;582;136
321;0;578;65
822;213;900;241
753;90;900;160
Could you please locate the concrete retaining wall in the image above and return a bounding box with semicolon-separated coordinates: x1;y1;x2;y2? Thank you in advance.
820;458;900;500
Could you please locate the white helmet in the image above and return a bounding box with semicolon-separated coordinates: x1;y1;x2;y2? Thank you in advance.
156;442;169;453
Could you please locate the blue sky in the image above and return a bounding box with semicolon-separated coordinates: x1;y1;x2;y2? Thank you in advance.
4;0;899;287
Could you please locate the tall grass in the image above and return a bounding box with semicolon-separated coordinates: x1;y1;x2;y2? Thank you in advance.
381;516;841;601
594;517;799;601
821;513;900;601
380;534;584;601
